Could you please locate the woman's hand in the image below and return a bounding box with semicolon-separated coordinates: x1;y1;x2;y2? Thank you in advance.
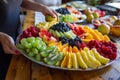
0;32;20;55
21;0;58;19
40;5;58;18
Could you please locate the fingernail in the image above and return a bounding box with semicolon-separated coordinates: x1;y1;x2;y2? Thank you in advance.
15;50;19;54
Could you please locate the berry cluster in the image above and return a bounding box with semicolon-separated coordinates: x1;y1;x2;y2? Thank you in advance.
59;36;82;48
56;8;70;14
20;26;39;40
87;40;117;60
50;22;71;32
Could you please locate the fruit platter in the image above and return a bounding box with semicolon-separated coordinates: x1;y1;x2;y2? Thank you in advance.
55;6;86;23
16;18;119;71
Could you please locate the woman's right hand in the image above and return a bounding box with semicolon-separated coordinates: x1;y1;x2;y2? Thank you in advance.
0;32;20;55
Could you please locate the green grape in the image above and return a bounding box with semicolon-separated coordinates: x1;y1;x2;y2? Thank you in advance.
32;40;40;48
35;54;41;61
63;14;73;22
36;44;42;51
21;38;27;46
35;39;41;44
27;37;35;43
41;45;46;51
32;48;39;54
25;43;32;49
28;52;35;57
26;48;31;53
16;43;25;50
36;37;42;42
41;41;46;46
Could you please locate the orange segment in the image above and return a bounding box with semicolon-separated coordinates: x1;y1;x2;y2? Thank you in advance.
72;46;79;53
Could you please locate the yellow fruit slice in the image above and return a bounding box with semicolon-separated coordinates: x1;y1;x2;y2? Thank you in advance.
67;53;72;68
80;50;97;69
91;48;110;64
72;46;79;53
76;52;88;69
71;53;78;69
48;42;58;46
89;29;101;40
59;43;68;52
68;46;73;53
84;33;93;39
63;46;69;54
83;26;90;32
61;52;68;67
57;42;62;51
84;47;101;67
94;30;104;40
83;26;101;40
103;35;110;41
82;39;91;44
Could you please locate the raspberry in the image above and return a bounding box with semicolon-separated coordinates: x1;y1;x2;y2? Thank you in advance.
87;40;117;60
80;43;87;49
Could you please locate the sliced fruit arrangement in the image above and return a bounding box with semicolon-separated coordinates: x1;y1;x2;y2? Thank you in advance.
16;37;46;61
47;42;110;69
49;22;76;39
36;21;58;30
39;29;58;44
48;36;82;49
61;47;110;69
66;23;110;43
19;26;39;40
67;23;86;38
17;23;117;70
59;36;82;49
17;38;64;65
56;7;85;23
59;14;75;23
82;26;110;43
42;46;64;66
87;40;117;60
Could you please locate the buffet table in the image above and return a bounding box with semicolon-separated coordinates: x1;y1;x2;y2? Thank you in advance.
5;10;120;80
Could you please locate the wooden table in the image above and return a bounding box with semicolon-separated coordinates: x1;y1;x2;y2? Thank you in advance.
5;10;120;80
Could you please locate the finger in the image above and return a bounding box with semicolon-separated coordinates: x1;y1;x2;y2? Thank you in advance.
52;10;58;17
9;42;21;54
2;41;20;54
47;9;56;18
52;10;59;21
2;45;16;54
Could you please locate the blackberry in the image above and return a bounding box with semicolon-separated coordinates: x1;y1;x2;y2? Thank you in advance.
56;8;70;15
69;39;76;47
50;22;71;32
59;37;82;49
59;37;69;45
74;36;82;43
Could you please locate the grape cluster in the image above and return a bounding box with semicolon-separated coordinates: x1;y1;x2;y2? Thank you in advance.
56;8;70;15
17;37;47;61
59;36;82;48
87;40;117;60
50;22;71;32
